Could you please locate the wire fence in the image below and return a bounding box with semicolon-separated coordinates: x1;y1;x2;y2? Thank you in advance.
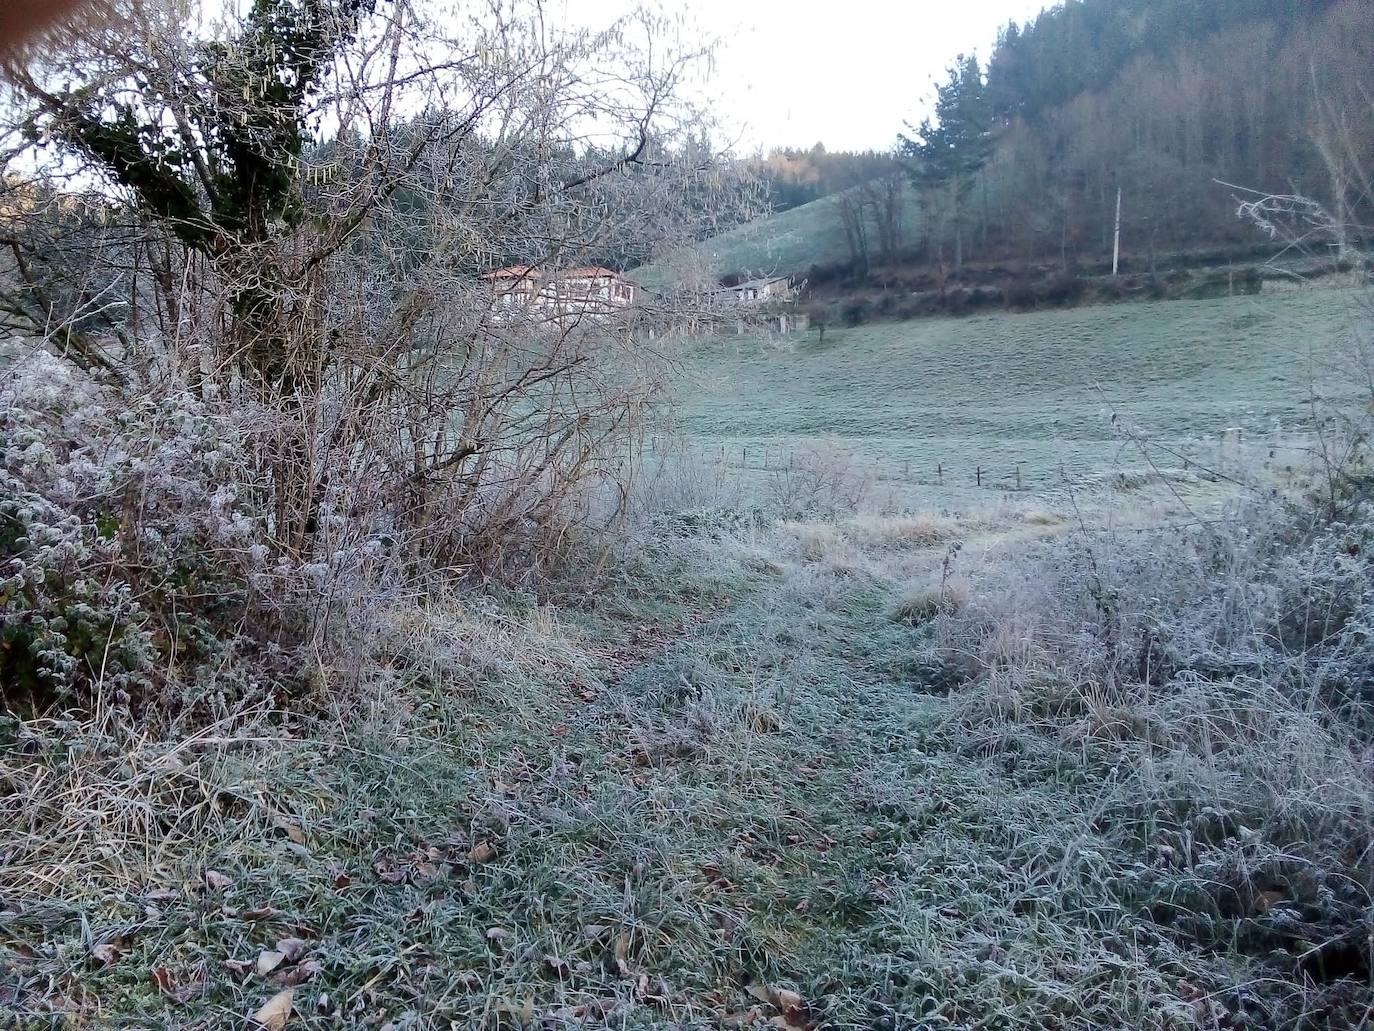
638;427;1295;495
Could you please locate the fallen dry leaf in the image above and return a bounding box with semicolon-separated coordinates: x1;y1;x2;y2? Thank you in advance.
720;1008;762;1028
150;965;204;1004
548;997;618;1021
374;859;406;884
633;972;672;1004
224;957;254;978
251;987;295;1030
412;860;442;883
90;942;123;966
257;950;286;976
274;815;307;846
492;998;535;1023
745;984;811;1029
275;938;308;962
468;841;497;863
613;931;632;977
273;959;322;987
204;869;233;891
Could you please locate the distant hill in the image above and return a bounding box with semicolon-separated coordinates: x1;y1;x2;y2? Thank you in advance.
647;0;1371;298
638;183;921;290
636;193;847;289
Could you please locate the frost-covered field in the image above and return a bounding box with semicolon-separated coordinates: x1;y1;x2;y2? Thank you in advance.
672;288;1366;502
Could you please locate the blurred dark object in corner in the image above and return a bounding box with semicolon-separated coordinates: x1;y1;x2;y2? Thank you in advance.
0;0;96;54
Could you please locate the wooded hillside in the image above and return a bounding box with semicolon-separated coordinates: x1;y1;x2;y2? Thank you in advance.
942;0;1372;271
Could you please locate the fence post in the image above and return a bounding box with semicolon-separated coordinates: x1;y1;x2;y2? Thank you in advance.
976;466;982;487
1016;465;1022;490
937;463;943;485
904;460;910;480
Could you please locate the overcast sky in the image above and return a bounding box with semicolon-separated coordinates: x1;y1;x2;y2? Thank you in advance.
561;0;1053;153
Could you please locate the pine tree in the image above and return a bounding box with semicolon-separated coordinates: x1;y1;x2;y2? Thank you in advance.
900;54;993;277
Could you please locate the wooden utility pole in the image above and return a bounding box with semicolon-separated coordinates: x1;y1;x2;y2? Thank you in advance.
1112;186;1123;277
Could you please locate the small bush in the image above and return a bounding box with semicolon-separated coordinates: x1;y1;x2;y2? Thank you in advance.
1039;271;1086;306
0;347;393;715
766;443;878;520
841;299;871;327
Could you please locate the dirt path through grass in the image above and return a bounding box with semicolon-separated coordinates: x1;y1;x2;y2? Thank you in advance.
10;510;1281;1028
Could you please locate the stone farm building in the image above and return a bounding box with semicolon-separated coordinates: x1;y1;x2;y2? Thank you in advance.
721;275;795;304
484;265;637;323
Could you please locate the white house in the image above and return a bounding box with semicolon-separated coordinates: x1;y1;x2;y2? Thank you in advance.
720;275;794;305
485;265;637;323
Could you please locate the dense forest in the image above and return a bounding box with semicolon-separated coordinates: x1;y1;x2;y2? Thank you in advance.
812;0;1374;285
978;0;1371;268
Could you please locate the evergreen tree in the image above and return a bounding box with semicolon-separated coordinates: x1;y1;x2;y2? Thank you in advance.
900;54;993;276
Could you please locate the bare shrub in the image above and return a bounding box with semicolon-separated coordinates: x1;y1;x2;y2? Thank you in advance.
628;436;750;521
0;0;762;708
765;441;880;519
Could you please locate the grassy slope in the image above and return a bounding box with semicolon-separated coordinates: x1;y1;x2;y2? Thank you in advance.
12;499;1345;1029
671;288;1366;498
636;186;920;290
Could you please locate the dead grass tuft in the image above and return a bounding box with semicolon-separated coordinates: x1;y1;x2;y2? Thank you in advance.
840;512;959;548
888;576;971;623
